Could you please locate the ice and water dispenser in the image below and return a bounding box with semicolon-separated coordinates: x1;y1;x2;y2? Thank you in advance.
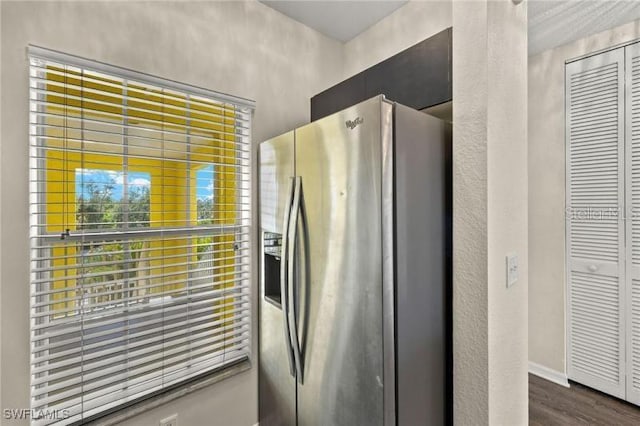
263;232;283;306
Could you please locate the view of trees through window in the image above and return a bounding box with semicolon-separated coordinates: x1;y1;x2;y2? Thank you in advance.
196;165;215;259
75;168;151;230
75;168;152;307
72;166;219;306
196;164;215;225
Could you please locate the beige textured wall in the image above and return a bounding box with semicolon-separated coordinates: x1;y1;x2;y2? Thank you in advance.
486;1;529;423
0;0;4;416
529;18;640;375
0;0;3;417
453;0;528;424
452;0;489;422
342;0;451;78
0;1;343;425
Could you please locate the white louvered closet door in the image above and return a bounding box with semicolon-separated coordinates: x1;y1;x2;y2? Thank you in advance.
566;47;626;399
626;42;640;405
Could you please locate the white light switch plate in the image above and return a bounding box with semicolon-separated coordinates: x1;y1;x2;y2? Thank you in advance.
506;254;518;288
160;414;178;426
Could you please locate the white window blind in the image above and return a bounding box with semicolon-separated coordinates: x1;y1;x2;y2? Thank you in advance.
28;46;253;425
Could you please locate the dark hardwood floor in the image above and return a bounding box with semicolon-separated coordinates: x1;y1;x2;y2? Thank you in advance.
530;374;640;425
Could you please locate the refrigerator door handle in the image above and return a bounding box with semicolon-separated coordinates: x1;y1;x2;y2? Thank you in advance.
288;176;304;384
280;177;296;377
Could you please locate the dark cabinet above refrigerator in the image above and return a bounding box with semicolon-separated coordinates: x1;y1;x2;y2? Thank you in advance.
311;27;452;122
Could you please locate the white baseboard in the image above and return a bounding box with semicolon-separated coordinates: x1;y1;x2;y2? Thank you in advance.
529;361;570;388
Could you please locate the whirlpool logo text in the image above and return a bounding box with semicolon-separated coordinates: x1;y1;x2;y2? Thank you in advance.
345;117;364;130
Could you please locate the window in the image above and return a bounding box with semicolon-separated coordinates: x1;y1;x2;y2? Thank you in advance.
28;47;253;425
75;168;151;230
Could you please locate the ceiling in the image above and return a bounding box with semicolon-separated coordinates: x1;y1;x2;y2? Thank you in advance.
529;0;640;56
260;1;407;42
262;0;640;55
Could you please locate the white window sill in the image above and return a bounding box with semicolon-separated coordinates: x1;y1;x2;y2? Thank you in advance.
85;358;252;426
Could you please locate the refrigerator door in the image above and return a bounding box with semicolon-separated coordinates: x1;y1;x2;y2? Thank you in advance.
259;132;296;426
293;96;390;425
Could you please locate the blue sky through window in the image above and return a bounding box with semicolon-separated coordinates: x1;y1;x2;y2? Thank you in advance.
76;166;213;200
196;165;215;201
75;168;151;200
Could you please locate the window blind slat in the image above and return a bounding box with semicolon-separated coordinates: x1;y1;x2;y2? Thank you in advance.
33;332;250;407
32;326;250;397
31;297;248;344
29;63;254;116
31;236;251;263
29;81;251;131
31;304;250;368
31;250;250;280
32;225;251;243
31;278;249;319
31;253;248;287
30;109;251;146
28;91;250;139
32;348;250;426
29;49;252;425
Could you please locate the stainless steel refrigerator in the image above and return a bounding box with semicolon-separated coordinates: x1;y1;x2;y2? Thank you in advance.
259;95;450;425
